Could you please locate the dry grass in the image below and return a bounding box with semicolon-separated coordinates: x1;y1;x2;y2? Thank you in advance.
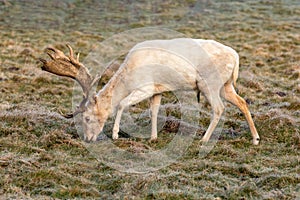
0;0;299;199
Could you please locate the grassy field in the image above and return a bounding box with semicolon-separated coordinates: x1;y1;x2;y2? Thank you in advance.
0;0;299;199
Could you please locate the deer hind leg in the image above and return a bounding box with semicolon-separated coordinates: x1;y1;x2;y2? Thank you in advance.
201;88;225;143
221;82;260;145
112;89;154;140
150;94;162;141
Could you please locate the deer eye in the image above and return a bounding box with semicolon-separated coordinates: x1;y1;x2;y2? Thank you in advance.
85;116;90;123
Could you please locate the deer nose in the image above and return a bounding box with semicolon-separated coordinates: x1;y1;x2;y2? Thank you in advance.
84;134;93;143
85;139;92;143
84;134;98;143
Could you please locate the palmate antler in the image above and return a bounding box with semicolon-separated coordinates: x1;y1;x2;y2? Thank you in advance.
39;44;99;118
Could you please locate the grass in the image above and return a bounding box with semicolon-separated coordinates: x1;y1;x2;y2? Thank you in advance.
0;0;299;199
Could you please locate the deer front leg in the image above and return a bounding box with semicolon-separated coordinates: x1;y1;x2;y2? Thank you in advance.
113;106;124;140
113;88;155;140
150;94;162;141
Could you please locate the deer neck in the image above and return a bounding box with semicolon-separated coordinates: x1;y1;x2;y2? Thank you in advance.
97;70;131;116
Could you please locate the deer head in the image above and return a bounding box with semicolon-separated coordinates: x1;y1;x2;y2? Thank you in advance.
39;44;103;141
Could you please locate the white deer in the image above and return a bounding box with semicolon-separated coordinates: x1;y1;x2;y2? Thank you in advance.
40;38;260;145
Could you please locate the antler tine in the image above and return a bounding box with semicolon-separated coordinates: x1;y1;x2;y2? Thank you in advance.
66;44;83;68
39;58;47;64
46;47;69;60
46;51;55;60
76;53;80;62
62;97;88;118
66;44;74;58
60;108;84;118
63;109;83;118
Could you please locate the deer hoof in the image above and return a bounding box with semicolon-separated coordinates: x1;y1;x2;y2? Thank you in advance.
253;138;260;145
149;137;158;143
200;137;209;143
112;134;119;140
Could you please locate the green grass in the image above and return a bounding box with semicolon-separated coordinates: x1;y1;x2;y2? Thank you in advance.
0;0;299;199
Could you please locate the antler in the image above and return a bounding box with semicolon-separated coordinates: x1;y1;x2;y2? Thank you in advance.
39;44;99;118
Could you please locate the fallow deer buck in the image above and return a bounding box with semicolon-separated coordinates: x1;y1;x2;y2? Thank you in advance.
40;38;260;145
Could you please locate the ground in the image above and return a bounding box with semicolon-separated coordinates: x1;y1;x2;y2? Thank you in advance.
0;0;299;199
